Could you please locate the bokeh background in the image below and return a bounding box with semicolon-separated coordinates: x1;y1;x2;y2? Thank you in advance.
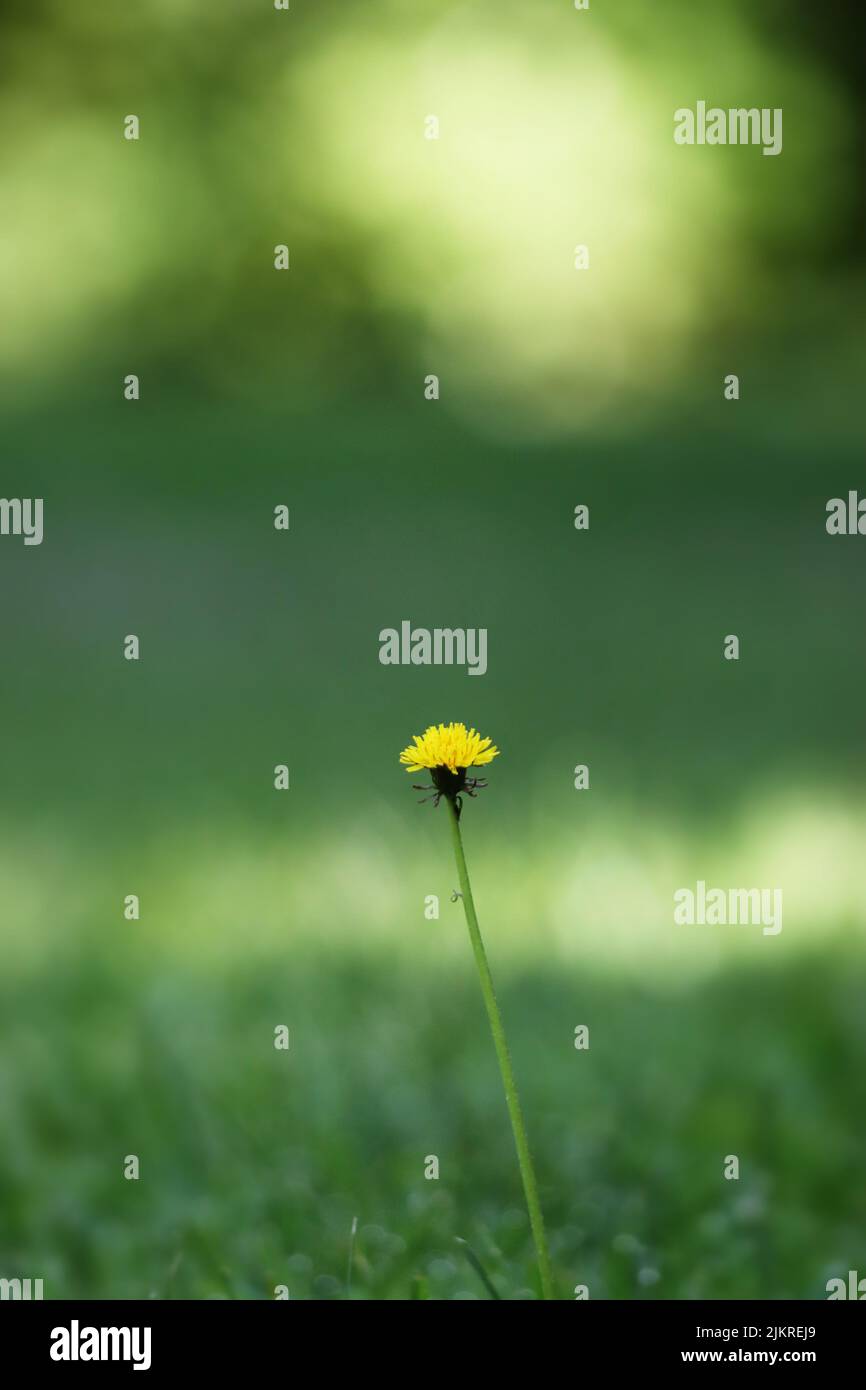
1;0;864;1299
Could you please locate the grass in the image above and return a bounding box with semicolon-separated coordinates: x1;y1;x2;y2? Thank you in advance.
1;921;863;1299
0;396;862;1299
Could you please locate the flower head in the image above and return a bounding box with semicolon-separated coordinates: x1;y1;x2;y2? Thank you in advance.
400;722;500;808
400;722;499;774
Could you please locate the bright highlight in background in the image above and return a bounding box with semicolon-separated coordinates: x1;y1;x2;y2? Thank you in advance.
285;4;845;436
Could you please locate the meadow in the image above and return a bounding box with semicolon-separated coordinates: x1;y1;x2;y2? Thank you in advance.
1;396;864;1300
1;0;864;1300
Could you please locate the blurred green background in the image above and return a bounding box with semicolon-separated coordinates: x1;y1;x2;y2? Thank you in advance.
1;0;864;1299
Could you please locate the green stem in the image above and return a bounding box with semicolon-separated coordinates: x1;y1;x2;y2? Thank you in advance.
445;796;555;1301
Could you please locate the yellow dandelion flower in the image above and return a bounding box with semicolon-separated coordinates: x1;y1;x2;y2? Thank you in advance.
397;717;554;1295
400;722;499;773
399;722;499;808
